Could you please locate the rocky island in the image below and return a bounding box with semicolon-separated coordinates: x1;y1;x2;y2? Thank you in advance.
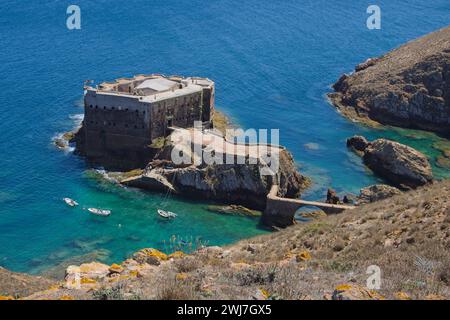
328;26;450;136
68;74;313;225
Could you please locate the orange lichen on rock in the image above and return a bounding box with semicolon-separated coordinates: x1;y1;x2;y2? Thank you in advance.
109;263;124;274
395;292;412;300
168;251;186;259
142;248;168;261
259;289;270;299
80;277;97;284
0;295;14;300
333;284;385;300
296;250;312;261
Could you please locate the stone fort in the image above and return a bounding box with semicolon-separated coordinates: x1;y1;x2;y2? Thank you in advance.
78;74;215;168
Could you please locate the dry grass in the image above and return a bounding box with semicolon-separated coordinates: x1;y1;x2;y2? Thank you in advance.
140;180;449;299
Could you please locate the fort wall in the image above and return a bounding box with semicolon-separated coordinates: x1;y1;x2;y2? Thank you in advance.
79;74;214;170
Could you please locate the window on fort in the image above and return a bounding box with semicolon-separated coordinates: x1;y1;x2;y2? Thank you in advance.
95;106;98;109
89;105;93;108
103;106;106;110
125;108;129;112
112;107;115;110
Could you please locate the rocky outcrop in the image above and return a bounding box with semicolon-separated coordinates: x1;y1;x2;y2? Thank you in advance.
347;136;433;189
326;188;340;204
123;148;309;210
346;135;369;152
363;139;433;189
358;184;402;204
329;26;450;135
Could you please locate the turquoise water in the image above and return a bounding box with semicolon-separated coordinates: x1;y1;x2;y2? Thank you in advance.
0;0;449;274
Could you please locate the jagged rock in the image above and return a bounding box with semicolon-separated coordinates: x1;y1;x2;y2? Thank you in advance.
132;248;168;266
346;135;369;152
54;138;67;149
363;139;433;189
108;264;124;274
358;184;402;204
121;170;176;193
329;26;450;135
342;194;358;205
326;188;340;204
355;57;380;72
65;262;110;282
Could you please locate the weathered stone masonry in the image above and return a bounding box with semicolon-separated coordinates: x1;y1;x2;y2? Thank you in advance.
78;74;215;169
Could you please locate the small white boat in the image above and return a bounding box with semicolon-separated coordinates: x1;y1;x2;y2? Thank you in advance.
158;209;177;218
88;208;111;216
63;198;79;207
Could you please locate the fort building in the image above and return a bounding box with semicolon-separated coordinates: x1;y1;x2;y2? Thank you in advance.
78;74;215;168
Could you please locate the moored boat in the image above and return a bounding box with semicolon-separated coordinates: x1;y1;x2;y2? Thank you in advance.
157;209;177;218
63;198;79;207
88;208;111;216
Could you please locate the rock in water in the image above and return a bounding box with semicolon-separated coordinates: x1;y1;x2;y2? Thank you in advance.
329;26;450;135
358;184;402;204
363;139;433;189
326;188;340;204
346;135;369;152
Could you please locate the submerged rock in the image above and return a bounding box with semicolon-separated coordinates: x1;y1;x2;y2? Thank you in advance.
329;26;450;135
207;205;261;217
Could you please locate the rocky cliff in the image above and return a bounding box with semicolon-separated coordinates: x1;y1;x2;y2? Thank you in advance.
122;137;309;210
329;26;450;135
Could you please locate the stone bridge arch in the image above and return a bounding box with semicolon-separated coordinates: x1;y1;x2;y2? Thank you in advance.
262;185;355;228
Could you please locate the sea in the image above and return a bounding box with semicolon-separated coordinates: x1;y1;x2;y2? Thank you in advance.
0;0;449;275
